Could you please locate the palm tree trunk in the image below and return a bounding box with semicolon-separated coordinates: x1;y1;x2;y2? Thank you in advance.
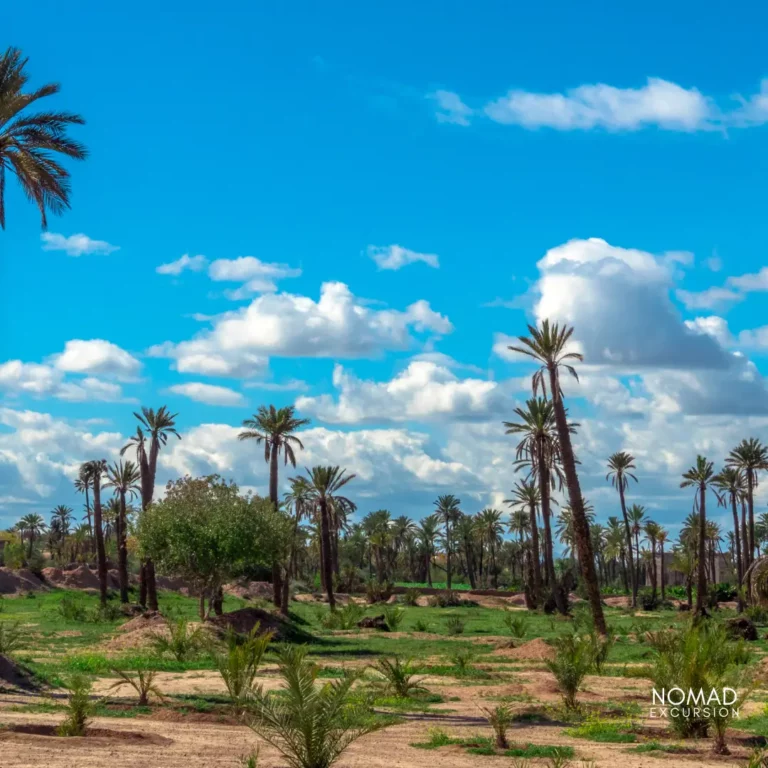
547;365;606;634
319;497;335;609
660;542;666;600
618;483;636;606
695;483;708;616
267;443;283;608
92;476;108;607
730;493;744;611
426;550;433;586
747;472;756;567
650;540;657;601
445;519;452;590
537;452;557;595
118;491;129;603
84;486;94;555
528;503;542;600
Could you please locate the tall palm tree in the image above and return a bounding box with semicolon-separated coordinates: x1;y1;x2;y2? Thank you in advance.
304;466;356;609
104;460;141;603
726;438;768;568
478;508;504;588
0;47;87;229
122;407;181;610
81;459;108;606
713;466;746;609
504;481;541;597
657;527;669;601
50;504;73;536
433;495;461;590
283;476;314;611
681;455;715;617
239;405;310;608
627;504;646;590
73;466;94;552
606;451;639;606
417;515;440;586
644;520;661;600
508;321;606;633
504;398;566;597
17;513;46;558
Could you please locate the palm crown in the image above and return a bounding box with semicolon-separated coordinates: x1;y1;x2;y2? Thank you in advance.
238;405;310;465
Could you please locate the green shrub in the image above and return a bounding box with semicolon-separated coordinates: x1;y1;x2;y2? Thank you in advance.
321;603;365;630
150;616;203;661
403;589;421;607
445;615;465;635
109;668;164;706
587;628;614;673
503;612;528;640
448;650;476;676
382;606;404;631
413;618;429;632
215;625;273;714
57;674;94;736
745;605;768;625
545;633;594;709
0;621;25;654
58;595;88;622
373;656;425;698
365;580;393;604
478;703;512;748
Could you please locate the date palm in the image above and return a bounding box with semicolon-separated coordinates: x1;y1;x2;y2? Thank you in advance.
239;405;310;608
508;321;606;633
73;466;94;552
283;476;314;611
681;455;715;617
725;438;768;567
17;513;46;558
606;451;639;606
478;508;504;588
644;521;661;600
656;528;669;600
304;466;356;609
627;503;646;595
0;47;87;229
713;467;746;609
504;481;540;596
50;504;73;536
104;460;141;603
416;515;440;586
81;459;108;605
433;494;461;590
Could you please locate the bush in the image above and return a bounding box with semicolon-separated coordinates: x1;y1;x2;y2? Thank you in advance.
429;592;474;608
745;605;768;625
365;580;393;604
413;618;429;632
545;632;594;709
109;668;163;706
216;625;273;714
321;603;365;630
58;674;94;736
382;606;404;631
502;612;528;640
247;644;390;768
0;621;25;654
478;703;512;748
712;583;737;602
587;628;614;673
403;589;421;607
58;595;89;622
373;657;425;698
638;588;659;611
445;615;465;635
448;650;476;676
151;616;203;661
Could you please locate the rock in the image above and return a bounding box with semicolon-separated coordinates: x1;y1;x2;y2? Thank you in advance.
357;614;389;631
725;616;758;641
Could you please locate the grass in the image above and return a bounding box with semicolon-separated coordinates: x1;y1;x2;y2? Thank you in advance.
410;729;575;759
564;717;637;743
629;740;693;754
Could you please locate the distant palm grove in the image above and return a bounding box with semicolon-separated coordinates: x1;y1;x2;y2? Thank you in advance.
5;321;768;632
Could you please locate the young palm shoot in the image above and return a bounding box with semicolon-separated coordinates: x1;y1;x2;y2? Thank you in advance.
372;656;426;698
109;668;164;706
216;626;274;714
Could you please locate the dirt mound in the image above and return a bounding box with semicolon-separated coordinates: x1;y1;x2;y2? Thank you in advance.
54;565;100;590
117;612;167;633
603;596;631;608
207;607;314;643
0;723;172;745
223;580;273;600
0;568;45;594
493;637;554;661
0;654;42;690
155;575;193;594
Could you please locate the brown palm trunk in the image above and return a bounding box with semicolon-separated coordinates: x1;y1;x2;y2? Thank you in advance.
618;483;636;606
319;497;335;609
660;542;666;600
84;486;95;555
730;494;744;611
547;364;606;634
92;475;108;607
139;443;159;611
268;443;283;608
118;491;129;603
537;450;555;587
747;472;756;567
445;519;452;589
528;502;541;600
695;483;708;615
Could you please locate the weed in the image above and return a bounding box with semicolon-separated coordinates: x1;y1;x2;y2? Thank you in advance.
0;621;25;653
321;603;365;630
403;589;421;607
503;612;528;640
445;615;465;635
382;606;405;631
448;649;477;676
413;618;429;632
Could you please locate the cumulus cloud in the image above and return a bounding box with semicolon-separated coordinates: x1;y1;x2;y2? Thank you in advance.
737;325;768;349
684;316;734;347
367;244;439;271
484;78;714;131
167;382;245;406
41;232;119;256
728;266;768;292
296;361;505;424
148;282;452;377
156;254;208;275
676;286;743;310
430;90;473;126
208;256;301;298
53;339;141;380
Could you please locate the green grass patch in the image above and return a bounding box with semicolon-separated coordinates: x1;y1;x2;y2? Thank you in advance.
629;740;693;754
564;717;637;743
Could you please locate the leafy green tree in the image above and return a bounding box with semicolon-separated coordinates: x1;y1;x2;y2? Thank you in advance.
138;475;290;619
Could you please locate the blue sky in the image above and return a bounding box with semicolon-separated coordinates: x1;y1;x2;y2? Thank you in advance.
3;1;768;537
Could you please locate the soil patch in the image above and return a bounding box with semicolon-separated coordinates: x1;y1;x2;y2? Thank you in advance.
0;654;43;691
117;612;167;633
492;637;554;661
223;580;272;601
0;568;45;595
603;596;631;608
42;565;100;590
0;723;172;745
207;607;315;643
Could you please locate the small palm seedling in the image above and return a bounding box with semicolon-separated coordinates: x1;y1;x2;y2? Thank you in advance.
0;621;25;653
383;606;405;631
449;649;477;677
587;628;614;673
216;625;274;714
503;612;528;640
545;632;594;710
478;703;513;749
109;668;164;706
413;618;429;632
247;644;390;768
57;674;94;736
403;589;421;606
239;747;260;767
373;656;426;698
445;615;465;635
321;603;365;630
151;615;203;661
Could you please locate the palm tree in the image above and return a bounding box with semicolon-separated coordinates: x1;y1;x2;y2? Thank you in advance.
681;455;715;617
73;466;94;552
0;47;87;229
283;476;314;611
304;466;355;609
417;515;440;586
726;438;768;568
508;321;606;633
627;504;646;589
17;513;46;558
239;405;310;608
104;460;141;603
504;481;541;597
50;504;73;536
81;459;108;606
122;407;180;610
478;508;504;588
644;521;661;601
606;451;639;606
657;528;669;601
713;467;746;609
433;495;461;590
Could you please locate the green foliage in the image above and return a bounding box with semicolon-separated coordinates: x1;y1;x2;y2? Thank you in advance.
445;615;465;635
57;595;121;623
57;674;94;736
365;580;393;604
503;612;528;639
429;591;472;608
0;621;25;653
58;594;89;622
109;668;164;706
448;649;477;676
413;618;429;632
745;605;768;625
382;606;404;631
564;715;636;743
2;540;25;569
372;656;425;698
403;589;421;607
215;625;273;713
150;616;203;661
246;644;390;768
321;603;365;630
587;628;614;673
239;748;261;768
545;632;594;709
478;703;513;748
747;748;768;768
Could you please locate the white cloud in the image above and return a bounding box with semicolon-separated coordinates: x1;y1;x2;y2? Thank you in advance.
430;90;473;126
243;379;309;392
156;253;208;275
167;382;245;407
53;339;141;380
296;361;505;424
737;325;768;349
684;316;734;347
367;244;439;271
41;232;119;257
727;78;768;126
676;286;743;310
484;78;714;131
728;267;768;292
0;361;129;403
149;282;452;377
208;256;301;297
